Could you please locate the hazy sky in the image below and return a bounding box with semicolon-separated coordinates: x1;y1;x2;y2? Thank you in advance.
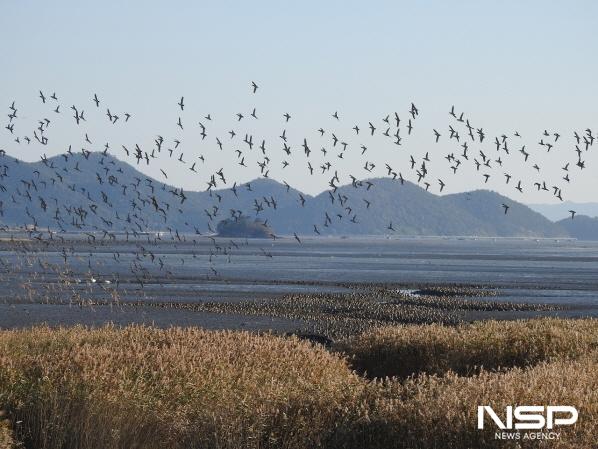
1;0;597;203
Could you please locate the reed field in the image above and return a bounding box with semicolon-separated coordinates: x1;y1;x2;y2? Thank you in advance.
0;318;596;449
335;318;598;378
0;413;17;449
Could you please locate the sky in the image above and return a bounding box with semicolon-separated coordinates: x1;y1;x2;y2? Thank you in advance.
1;0;597;203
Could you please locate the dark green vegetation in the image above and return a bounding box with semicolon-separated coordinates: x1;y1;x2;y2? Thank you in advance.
2;152;592;238
216;215;274;237
0;319;596;449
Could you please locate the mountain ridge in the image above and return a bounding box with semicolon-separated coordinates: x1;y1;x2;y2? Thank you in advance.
556;215;598;241
527;202;598;222
0;151;589;239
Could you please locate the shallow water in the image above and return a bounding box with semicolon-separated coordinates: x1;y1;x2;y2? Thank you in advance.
1;235;597;328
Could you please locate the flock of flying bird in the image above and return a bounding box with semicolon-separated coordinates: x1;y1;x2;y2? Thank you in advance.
0;82;595;290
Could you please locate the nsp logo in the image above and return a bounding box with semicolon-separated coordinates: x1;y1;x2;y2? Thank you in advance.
477;405;578;430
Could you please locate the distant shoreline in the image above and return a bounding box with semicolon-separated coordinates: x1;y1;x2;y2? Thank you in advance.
0;229;580;241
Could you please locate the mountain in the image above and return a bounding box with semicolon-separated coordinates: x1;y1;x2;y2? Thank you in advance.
442;190;566;237
0;151;573;238
556;215;598;241
527;202;598;222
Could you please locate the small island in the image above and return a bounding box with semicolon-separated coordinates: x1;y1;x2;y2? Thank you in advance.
216;215;274;238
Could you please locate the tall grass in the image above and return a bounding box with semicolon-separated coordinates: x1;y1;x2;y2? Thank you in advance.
0;325;366;449
0;413;16;449
0;319;596;449
335;318;598;378
346;353;598;449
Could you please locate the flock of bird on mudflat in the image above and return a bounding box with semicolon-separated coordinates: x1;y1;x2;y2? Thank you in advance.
0;82;595;298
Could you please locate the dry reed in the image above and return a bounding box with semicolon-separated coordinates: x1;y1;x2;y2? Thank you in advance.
0;319;596;449
335;318;598;378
